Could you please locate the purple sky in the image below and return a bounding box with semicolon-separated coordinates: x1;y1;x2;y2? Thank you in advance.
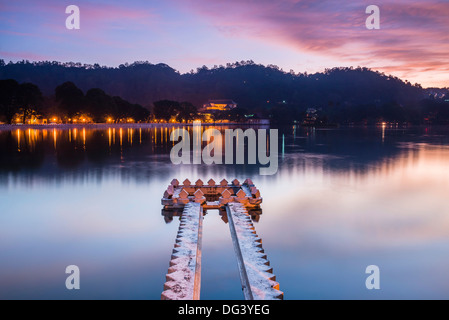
1;0;448;87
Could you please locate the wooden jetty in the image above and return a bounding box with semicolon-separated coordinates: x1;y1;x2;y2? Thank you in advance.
161;178;283;300
161;203;203;300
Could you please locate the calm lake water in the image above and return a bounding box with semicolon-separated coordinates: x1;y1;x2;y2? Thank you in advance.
1;124;449;300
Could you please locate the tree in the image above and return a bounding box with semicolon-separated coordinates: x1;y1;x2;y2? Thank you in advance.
176;102;198;122
0;79;20;124
16;83;43;123
85;88;117;122
130;103;150;122
0;60;440;125
113;96;150;122
55;82;84;119
153;100;180;122
113;96;132;121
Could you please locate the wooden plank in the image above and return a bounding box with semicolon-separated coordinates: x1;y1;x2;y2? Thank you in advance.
161;202;203;300
226;204;254;300
226;202;283;300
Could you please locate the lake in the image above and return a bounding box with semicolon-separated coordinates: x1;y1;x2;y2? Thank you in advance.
1;124;448;299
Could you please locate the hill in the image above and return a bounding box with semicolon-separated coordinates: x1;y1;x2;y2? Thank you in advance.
1;59;448;124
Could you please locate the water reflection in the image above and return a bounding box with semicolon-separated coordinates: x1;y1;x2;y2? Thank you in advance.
1;125;449;299
0;125;447;196
1;125;449;185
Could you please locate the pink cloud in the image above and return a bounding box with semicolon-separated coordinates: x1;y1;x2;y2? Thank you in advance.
0;50;52;62
176;0;449;87
2;0;448;87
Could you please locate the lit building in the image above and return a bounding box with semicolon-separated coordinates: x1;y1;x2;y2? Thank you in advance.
201;99;237;112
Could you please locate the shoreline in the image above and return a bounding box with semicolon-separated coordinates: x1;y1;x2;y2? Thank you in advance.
1;123;433;131
0;122;270;130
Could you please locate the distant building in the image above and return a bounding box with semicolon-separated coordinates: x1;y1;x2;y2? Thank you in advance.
302;108;318;126
202;99;237;112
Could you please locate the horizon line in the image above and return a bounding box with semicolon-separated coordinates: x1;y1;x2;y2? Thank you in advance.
2;58;446;90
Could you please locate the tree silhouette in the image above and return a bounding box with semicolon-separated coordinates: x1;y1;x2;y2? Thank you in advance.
113;96;150;122
16;82;43;123
1;60;449;124
0;79;20;124
153;100;180;122
176;102;198;122
85;88;117;122
55;81;85;120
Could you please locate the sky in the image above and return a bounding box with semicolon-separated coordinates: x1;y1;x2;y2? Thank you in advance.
0;0;448;88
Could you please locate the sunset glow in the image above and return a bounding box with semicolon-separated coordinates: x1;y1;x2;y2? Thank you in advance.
1;0;448;87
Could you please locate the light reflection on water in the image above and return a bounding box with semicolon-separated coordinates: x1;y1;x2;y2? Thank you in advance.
0;125;449;299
